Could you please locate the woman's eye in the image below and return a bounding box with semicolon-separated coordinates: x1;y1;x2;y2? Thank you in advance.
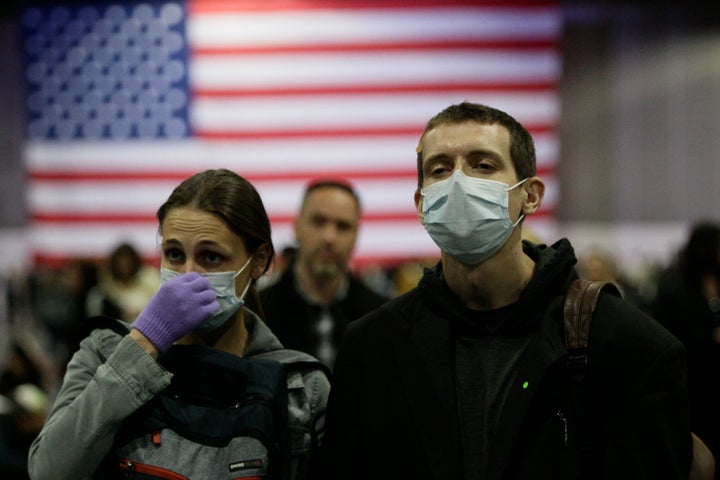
202;251;224;265
164;248;184;263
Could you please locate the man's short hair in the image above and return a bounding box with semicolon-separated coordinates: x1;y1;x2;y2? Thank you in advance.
301;179;361;213
415;102;537;188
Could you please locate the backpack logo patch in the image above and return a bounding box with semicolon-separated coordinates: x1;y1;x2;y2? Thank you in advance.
229;458;264;472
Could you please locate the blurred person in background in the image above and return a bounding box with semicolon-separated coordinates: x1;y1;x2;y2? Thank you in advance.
57;259;104;353
652;220;720;476
391;258;437;297
0;338;52;480
87;242;159;323
577;247;649;313
260;179;390;370
27;260;101;364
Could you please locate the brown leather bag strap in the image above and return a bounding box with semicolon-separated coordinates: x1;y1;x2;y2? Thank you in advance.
563;279;622;378
563;279;621;350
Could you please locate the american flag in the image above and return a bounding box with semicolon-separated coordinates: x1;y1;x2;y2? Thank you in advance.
22;0;562;270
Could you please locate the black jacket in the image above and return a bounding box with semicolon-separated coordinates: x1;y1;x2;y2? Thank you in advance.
652;265;720;466
259;266;390;368
316;239;691;480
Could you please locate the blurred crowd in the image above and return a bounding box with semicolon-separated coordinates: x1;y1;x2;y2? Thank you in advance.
2;221;720;478
0;242;160;479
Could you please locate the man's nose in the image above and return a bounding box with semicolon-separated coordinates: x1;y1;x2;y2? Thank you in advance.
321;224;339;243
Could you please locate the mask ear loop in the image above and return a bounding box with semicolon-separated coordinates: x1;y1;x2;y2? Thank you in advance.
233;255;255;301
512;214;525;228
507;177;530;227
232;255;254;279
506;177;529;191
238;278;252;302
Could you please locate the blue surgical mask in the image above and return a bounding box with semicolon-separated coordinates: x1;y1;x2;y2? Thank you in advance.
160;256;254;335
421;170;527;265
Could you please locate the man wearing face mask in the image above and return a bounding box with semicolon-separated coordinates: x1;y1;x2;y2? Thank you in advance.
314;103;693;480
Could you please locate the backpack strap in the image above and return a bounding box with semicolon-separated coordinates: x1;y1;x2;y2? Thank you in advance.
253;348;331;476
563;279;621;381
254;349;332;381
563;278;622;478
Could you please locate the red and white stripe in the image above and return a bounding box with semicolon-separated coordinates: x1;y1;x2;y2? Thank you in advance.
25;0;561;268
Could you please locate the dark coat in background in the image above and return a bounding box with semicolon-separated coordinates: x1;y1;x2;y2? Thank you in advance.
653;265;720;474
259;266;390;369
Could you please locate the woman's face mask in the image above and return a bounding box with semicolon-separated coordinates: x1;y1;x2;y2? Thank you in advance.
160;255;253;334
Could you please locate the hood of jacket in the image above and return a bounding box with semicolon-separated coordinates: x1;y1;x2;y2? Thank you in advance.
417;238;579;336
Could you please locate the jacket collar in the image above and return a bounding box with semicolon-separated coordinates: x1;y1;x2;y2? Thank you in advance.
242;308;285;356
418;238;577;334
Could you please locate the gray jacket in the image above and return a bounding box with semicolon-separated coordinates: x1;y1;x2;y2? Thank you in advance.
28;309;330;480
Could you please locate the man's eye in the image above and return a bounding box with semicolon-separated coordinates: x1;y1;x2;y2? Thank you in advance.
310;216;326;228
469;157;495;172
428;165;450;176
336;221;353;233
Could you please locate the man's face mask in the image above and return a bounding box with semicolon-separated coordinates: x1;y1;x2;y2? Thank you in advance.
160;255;254;334
421;169;527;265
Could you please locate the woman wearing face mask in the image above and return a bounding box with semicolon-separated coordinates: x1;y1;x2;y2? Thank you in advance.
28;169;330;480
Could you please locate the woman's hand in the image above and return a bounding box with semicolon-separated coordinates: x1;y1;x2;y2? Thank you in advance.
132;272;219;353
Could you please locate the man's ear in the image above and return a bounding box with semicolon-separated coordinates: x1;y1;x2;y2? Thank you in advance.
521;176;545;216
293;215;301;238
414;189;425;224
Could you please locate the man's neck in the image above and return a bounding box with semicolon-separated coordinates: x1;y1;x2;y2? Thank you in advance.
443;242;536;311
294;261;347;306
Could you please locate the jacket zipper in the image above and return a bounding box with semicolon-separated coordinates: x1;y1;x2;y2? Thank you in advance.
556;410;568;447
118;458;266;480
118;458;190;480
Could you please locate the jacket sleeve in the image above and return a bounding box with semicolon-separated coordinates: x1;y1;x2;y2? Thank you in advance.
626;340;692;479
287;363;330;480
310;325;365;480
596;297;693;480
27;332;172;480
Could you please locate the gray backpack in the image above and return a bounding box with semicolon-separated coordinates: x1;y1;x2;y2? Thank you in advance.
104;344;329;480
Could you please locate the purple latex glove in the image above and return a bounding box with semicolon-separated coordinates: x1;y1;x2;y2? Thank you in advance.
132;272;219;352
